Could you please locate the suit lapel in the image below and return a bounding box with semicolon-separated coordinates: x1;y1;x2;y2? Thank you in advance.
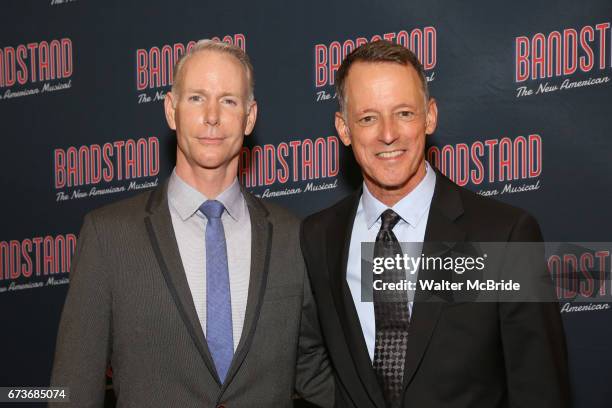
402;171;466;390
145;183;272;390
326;191;387;408
144;182;220;385
221;191;272;392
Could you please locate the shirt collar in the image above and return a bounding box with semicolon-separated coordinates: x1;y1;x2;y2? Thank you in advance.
167;169;245;222
361;161;437;230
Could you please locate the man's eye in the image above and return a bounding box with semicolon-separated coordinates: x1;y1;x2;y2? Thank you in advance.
222;98;238;106
188;95;202;102
398;111;415;119
358;116;376;124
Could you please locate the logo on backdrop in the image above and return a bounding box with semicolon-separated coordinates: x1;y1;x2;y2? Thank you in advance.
313;27;437;103
514;22;611;98
427;133;542;196
0;38;73;101
53;136;160;202
240;136;340;198
547;243;612;314
0;234;76;293
135;34;246;104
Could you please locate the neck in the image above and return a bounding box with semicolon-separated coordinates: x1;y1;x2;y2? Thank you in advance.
175;158;238;199
364;161;427;207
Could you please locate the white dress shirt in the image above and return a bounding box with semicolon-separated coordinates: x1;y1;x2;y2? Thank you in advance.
168;170;251;351
346;161;436;361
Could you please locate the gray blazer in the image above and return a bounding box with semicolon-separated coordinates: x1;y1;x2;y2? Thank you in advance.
50;181;334;408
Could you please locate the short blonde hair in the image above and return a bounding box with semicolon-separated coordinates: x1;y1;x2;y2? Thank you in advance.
171;39;255;101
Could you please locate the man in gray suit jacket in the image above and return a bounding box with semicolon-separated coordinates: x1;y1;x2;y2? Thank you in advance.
51;40;334;407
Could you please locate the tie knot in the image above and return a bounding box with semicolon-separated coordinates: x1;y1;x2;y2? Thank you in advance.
199;200;225;220
380;209;401;232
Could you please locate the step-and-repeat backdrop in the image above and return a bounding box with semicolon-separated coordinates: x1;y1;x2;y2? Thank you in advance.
1;1;611;406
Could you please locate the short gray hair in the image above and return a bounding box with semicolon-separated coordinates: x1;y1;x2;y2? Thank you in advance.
171;39;255;101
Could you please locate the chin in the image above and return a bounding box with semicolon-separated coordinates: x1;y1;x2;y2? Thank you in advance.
200;163;226;171
194;153;223;165
368;174;417;192
375;173;410;186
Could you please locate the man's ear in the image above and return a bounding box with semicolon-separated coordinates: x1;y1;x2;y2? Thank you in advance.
244;101;258;136
425;97;438;135
335;111;351;146
164;92;177;130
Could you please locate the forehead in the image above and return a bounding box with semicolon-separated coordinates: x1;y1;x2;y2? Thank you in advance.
180;50;248;91
344;61;424;108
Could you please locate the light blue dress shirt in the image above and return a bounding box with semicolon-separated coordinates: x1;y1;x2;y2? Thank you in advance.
168;170;251;351
346;161;437;361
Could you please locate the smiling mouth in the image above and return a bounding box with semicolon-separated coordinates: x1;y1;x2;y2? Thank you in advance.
376;150;405;158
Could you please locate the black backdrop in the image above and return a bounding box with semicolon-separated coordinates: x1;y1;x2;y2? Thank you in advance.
1;1;611;407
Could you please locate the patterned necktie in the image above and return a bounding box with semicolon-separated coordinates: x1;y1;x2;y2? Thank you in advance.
200;200;233;383
372;209;410;408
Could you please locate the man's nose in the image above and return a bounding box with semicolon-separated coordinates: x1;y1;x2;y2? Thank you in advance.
203;100;220;126
379;117;398;145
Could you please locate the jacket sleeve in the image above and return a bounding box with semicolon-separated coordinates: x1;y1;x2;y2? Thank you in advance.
50;213;112;408
499;213;570;408
294;245;336;408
